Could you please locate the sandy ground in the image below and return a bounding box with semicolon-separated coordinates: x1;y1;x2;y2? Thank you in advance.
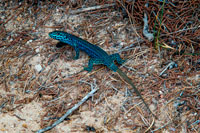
0;1;199;133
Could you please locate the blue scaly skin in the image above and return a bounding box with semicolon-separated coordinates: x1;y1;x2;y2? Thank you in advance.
49;31;125;72
49;31;156;118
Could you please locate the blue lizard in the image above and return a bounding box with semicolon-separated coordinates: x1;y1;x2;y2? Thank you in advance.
49;31;125;72
49;31;156;118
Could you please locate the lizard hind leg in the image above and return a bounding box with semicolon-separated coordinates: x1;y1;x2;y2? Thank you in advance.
84;58;104;72
110;53;125;64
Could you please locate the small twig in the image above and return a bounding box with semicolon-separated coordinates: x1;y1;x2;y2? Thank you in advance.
13;114;26;121
36;88;98;133
118;38;144;53
69;3;116;14
166;25;200;35
151;121;171;133
145;117;155;133
159;61;177;76
189;120;200;130
0;101;7;111
79;79;98;101
143;4;154;41
124;101;142;116
125;87;133;97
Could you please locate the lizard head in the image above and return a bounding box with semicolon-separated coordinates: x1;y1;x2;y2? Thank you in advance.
49;31;72;44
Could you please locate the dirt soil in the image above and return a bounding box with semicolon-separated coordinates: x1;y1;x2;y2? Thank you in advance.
0;1;199;133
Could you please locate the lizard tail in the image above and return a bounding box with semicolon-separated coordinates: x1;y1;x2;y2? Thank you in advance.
116;69;157;118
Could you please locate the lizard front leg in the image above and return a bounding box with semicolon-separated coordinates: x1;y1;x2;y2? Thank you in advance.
73;46;80;59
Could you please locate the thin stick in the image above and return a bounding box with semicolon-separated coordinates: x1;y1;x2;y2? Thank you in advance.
36;88;98;133
70;3;116;14
143;4;154;42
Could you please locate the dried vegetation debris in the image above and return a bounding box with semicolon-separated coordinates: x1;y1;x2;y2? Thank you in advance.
0;0;199;132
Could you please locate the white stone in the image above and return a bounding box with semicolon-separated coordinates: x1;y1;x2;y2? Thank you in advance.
35;64;42;72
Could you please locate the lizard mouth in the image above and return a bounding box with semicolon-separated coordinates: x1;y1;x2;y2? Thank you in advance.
49;31;59;39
